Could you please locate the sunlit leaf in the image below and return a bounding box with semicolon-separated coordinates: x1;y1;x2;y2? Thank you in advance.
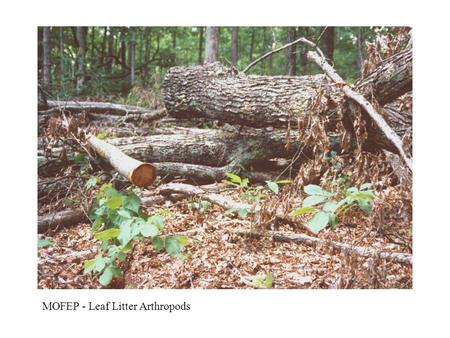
307;211;330;233
303;195;327;207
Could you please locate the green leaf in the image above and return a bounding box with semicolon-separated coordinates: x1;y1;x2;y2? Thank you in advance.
148;215;165;230
304;184;330;196
329;213;338;229
38;239;54;248
92;257;107;273
117;209;132;219
241;178;249;187
99;266;114;286
303;195;327;207
174;235;189;246
83;259;95;273
91;217;104;231
238;208;250;218
140;222;159;238
165;236;182;256
291;206;316;217
354;192;375;200
265;272;273;288
225;172;242;184
106;195;123;209
123;193;140;213
85;176;98;189
266;181;279;194
109;264;123;278
94;228;120;241
307;211;330;233
152;236;165;252
346;187;358;195
323;200;338;213
117;219;132;246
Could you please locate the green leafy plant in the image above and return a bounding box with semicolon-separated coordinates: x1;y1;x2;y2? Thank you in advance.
38;238;54;248
84;183;188;286
265;179;291;194
74;152;90;173
291;183;375;234
190;200;211;214
223;172;249;189
251;272;273;289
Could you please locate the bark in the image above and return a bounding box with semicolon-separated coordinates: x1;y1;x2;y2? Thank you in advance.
356;48;412;106
163;62;332;128
229;228;412;265
106;27;114;74
205;27;219;63
231;27;239;67
75;27;86;93
88;136;156;187
286;28;296;76
42;27;51;93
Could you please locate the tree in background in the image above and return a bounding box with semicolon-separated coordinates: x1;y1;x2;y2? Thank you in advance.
286;27;296;76
205;27;219;63
320;27;335;63
231;27;239;67
75;27;86;94
42;27;51;94
198;27;204;64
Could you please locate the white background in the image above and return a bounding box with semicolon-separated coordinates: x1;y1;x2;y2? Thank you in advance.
0;0;449;336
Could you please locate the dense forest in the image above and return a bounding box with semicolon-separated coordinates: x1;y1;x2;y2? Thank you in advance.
37;26;412;289
38;27;398;100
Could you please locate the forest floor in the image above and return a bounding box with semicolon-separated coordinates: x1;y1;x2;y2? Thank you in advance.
38;186;412;289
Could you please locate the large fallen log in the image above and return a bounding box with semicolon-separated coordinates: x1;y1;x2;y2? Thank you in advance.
39;126;326;180
162;48;412;153
87;136;156;187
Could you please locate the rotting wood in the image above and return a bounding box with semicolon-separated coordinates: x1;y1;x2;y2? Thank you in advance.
38;209;86;233
229;228;412;266
87;136;156;187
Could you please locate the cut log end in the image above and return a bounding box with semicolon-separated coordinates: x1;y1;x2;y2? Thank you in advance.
129;163;156;187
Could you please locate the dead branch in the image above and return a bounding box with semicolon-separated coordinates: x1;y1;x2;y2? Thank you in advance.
307;50;412;171
243;36;324;74
229;228;413;266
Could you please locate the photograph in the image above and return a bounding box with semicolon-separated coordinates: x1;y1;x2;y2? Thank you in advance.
37;26;412;289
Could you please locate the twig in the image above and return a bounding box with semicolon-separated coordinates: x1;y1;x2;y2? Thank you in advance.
242;37;324;74
307;51;412;171
38;248;97;264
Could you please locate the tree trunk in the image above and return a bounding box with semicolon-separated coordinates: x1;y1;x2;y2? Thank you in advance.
128;28;136;86
59;27;64;86
249;28;256;62
286;27;297;76
75;27;86;93
42;27;51;93
356;28;365;77
106;27;114;74
205;27;219;63
198;27;204;64
231;27;239;67
320;27;334;63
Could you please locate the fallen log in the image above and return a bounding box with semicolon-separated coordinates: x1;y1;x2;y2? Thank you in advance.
229;228;412;266
39;126;321;180
43;100;160;116
38;209;86;233
87;136;156;187
162;48;412;153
